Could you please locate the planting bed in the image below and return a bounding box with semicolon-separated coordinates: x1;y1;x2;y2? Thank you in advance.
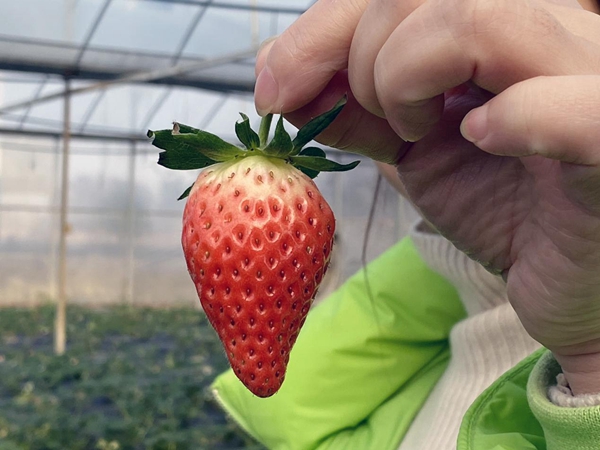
0;305;264;450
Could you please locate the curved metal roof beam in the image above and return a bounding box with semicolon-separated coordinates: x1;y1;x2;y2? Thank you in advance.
0;48;258;115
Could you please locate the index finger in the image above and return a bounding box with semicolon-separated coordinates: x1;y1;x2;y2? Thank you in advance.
254;0;369;116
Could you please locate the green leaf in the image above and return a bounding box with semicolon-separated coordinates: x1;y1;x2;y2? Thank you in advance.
258;114;273;147
235;113;260;150
295;147;326;178
264;115;293;157
291;96;347;154
297;166;319;179
171;123;247;162
149;129;217;170
299;147;326;158
176;123;201;134
290;154;360;173
178;183;194;201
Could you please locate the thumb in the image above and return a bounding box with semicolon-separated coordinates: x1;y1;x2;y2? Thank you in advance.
460;75;600;165
255;0;369;116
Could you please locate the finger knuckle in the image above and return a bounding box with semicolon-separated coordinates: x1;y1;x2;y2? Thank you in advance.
440;0;518;48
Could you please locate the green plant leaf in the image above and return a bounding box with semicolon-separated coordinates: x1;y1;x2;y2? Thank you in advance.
264;115;293;157
299;147;326;158
291;96;347;154
259;114;273;147
149;129;217;170
178;183;194;201
176;123;201;134
295;147;326;178
297;166;319;179
235;113;260;150
290;154;360;173
171;123;247;162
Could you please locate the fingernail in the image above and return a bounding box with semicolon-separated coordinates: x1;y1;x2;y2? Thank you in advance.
255;67;279;117
257;36;277;56
461;107;488;143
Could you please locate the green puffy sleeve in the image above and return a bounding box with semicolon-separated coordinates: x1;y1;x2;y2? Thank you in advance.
211;237;466;450
528;351;600;450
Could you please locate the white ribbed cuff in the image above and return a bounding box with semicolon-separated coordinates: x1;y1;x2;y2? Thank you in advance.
549;373;600;408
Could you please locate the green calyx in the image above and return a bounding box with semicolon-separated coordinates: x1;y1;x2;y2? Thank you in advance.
148;96;360;199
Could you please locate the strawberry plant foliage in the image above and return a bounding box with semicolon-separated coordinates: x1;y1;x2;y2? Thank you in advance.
149;97;358;397
148;96;358;199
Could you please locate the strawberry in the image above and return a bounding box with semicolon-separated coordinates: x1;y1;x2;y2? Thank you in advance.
148;98;358;397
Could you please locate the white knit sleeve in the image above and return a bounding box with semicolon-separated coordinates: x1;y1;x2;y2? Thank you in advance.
548;373;600;407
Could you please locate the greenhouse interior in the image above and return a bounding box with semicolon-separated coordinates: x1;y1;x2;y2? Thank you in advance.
0;1;418;448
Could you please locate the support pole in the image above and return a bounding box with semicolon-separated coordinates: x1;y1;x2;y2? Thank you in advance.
251;0;260;49
125;141;136;305
49;137;61;300
55;77;71;355
0;137;3;242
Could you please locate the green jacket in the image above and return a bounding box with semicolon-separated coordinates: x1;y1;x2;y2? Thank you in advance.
212;238;600;450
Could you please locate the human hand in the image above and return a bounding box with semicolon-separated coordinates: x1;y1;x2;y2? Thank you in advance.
255;0;600;394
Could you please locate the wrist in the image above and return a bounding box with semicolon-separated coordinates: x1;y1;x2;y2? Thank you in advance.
554;351;600;395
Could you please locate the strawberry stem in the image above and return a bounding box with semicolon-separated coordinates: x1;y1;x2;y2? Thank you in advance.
259;114;273;147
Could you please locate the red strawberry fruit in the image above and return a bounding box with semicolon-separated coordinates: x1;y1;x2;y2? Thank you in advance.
149;98;358;397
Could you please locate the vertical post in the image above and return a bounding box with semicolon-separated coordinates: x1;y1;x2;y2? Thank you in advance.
125;141;136;305
55;77;71;355
251;0;259;49
0;138;3;242
49;137;61;299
